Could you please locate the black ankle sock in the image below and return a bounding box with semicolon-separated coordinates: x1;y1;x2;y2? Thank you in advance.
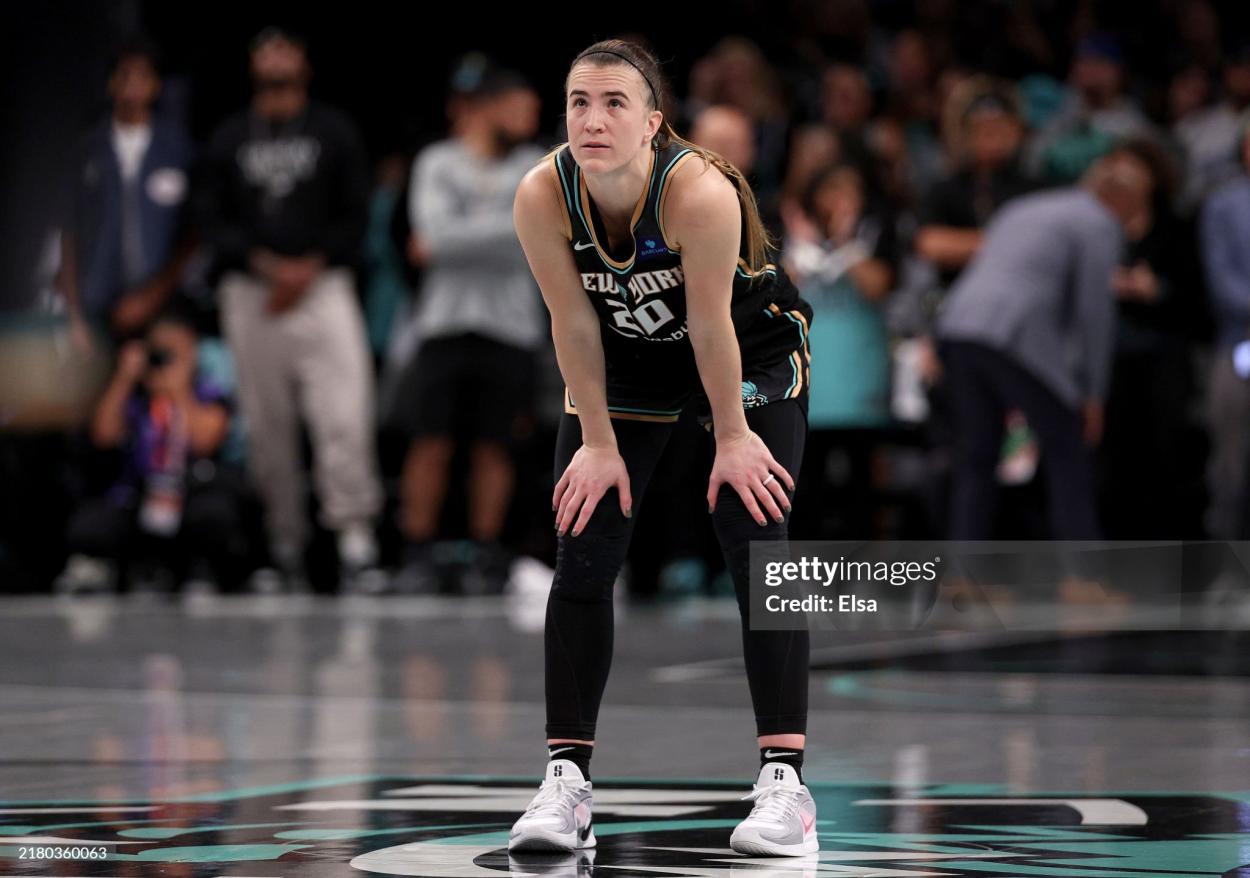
549;743;593;780
760;746;804;782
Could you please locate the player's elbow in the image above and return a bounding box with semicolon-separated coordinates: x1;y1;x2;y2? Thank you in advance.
550;309;600;349
686;306;735;350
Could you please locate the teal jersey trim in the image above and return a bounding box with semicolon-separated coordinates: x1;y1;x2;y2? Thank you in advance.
762;307;807;398
555;154;576;227
653;148;694;229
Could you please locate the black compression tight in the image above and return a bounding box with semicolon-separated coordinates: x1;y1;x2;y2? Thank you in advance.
544;401;809;741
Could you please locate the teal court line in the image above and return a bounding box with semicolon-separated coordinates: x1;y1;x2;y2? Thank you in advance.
0;818;178;834
827;671;1250;718
119;822;315;839
1;775;1246;805
0;774;390;805
274;822;506;841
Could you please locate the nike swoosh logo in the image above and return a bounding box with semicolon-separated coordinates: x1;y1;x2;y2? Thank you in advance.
578;821;592;843
573;241;596;251
549;747;575;756
800;812;815;834
763;750;798;759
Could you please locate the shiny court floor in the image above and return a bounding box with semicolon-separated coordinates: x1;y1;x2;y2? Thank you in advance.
1;592;1249;877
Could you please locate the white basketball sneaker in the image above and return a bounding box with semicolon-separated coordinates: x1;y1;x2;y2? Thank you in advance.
730;762;819;856
509;760;595;852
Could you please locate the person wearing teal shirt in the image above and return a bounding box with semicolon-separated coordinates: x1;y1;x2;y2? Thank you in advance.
783;163;897;539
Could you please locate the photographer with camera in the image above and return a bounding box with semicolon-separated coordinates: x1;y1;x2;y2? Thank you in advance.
54;307;239;595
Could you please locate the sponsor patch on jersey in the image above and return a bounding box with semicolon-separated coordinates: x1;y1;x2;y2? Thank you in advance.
637;237;672;259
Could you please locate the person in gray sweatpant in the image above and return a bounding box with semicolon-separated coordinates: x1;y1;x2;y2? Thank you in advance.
219;269;381;574
200;28;381;588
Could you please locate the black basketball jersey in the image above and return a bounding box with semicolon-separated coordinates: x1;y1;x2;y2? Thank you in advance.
551;141;799;348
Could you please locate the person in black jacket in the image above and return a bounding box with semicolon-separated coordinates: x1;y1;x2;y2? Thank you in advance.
199;28;382;591
1100;139;1208;538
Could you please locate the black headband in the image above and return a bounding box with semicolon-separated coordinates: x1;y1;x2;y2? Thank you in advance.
577;49;660;109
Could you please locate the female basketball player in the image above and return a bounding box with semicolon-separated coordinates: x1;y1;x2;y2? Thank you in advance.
508;40;816;857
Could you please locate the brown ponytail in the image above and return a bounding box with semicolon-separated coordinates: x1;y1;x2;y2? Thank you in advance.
568;39;775;271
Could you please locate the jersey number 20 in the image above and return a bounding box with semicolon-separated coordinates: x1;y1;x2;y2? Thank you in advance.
608;299;675;337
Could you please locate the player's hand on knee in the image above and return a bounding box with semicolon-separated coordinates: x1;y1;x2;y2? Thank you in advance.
554;445;633;537
707;430;793;526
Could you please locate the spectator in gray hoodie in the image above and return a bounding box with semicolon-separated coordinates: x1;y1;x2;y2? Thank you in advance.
396;55;544;592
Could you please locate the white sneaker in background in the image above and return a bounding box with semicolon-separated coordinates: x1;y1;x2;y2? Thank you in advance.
338;524;387;594
250;544;308;595
53;554;115;595
338;523;379;569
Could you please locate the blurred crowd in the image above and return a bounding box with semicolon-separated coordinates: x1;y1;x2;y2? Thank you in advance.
5;0;1250;597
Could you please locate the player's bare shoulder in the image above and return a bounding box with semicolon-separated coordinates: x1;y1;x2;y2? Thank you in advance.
514;151;570;239
664;152;741;246
668;154;738;208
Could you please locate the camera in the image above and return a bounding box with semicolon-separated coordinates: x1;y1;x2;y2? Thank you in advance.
147;346;174;370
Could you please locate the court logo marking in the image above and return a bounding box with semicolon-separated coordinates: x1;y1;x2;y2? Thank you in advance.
1;778;1246;876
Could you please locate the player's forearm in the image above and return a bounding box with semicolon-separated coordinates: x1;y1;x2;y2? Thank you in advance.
689;314;749;443
90;377;133;448
422;215;526;265
552;320;616;448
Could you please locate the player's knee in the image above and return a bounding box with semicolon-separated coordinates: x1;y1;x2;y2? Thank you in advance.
713;497;788;613
551;506;631;603
711;485;789;548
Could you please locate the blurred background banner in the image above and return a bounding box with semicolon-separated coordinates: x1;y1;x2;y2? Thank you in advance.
3;0;1250;598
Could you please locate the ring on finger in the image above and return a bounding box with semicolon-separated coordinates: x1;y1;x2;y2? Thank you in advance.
761;473;775;487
